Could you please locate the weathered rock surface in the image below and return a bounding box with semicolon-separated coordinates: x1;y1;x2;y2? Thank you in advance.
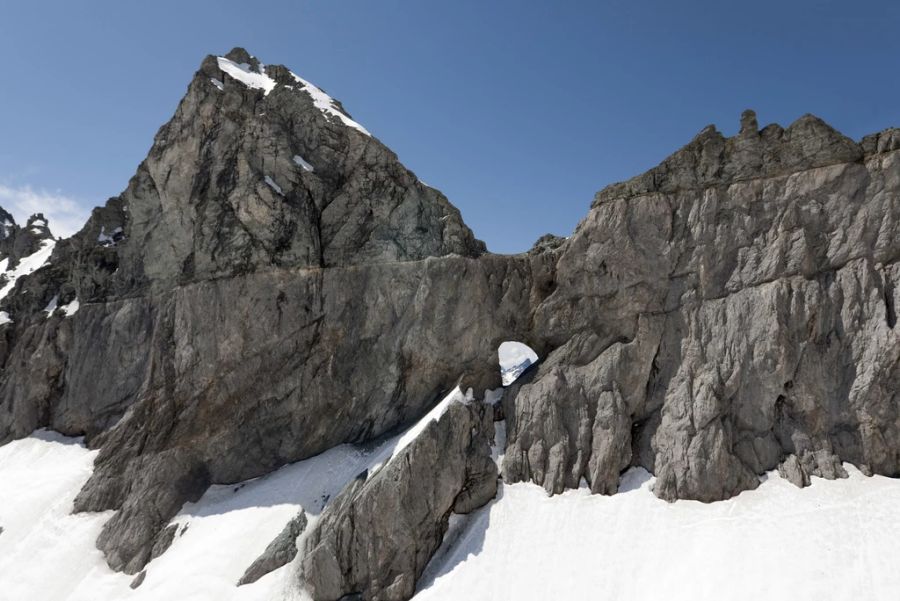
504;110;900;502
0;48;512;574
0;44;897;601
80;448;209;573
238;509;308;586
300;398;497;601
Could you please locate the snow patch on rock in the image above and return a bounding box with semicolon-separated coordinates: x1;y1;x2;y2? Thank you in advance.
289;72;371;136
216;57;276;95
390;387;471;461
61;297;80;317
43;294;58;317
0;394;474;601
0;238;56;301
264;176;284;196
97;226;123;246
293;155;314;172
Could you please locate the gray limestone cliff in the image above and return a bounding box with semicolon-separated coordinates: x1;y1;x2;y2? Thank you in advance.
0;46;897;600
502;111;900;502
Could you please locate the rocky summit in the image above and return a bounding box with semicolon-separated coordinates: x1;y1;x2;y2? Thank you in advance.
0;48;898;600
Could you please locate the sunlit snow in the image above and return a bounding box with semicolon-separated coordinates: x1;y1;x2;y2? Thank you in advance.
414;466;900;601
60;297;80;317
214;55;370;136
216;57;277;95
289;72;371;136
5;393;900;601
390;387;469;460
0;388;469;601
0;238;56;301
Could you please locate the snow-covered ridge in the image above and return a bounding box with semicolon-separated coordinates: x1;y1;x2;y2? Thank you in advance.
289;71;371;136
391;387;470;459
214;55;371;136
216;57;276;95
361;386;471;480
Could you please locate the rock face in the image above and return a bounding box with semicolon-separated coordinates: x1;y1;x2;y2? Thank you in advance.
238;510;308;586
0;46;897;600
503;110;900;501
0;48;510;575
300;399;497;601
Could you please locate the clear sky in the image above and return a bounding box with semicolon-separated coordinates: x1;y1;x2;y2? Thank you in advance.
1;1;898;248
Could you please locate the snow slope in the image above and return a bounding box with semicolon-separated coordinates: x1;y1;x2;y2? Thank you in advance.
3;402;900;601
415;466;900;601
0;388;467;601
0;431;104;601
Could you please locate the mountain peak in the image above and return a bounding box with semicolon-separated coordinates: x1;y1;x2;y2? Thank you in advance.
0;206;15;241
26;48;484;299
222;46;258;68
25;213;52;238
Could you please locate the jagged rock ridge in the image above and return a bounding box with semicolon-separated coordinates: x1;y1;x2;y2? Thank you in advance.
0;48;897;601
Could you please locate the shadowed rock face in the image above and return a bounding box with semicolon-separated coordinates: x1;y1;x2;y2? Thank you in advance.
0;46;897;595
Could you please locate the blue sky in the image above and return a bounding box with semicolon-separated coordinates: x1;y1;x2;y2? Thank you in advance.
1;1;898;248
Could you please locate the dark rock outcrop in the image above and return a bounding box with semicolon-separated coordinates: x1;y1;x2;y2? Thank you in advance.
300;398;497;601
80;448;209;573
0;47;897;600
238;510;308;586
